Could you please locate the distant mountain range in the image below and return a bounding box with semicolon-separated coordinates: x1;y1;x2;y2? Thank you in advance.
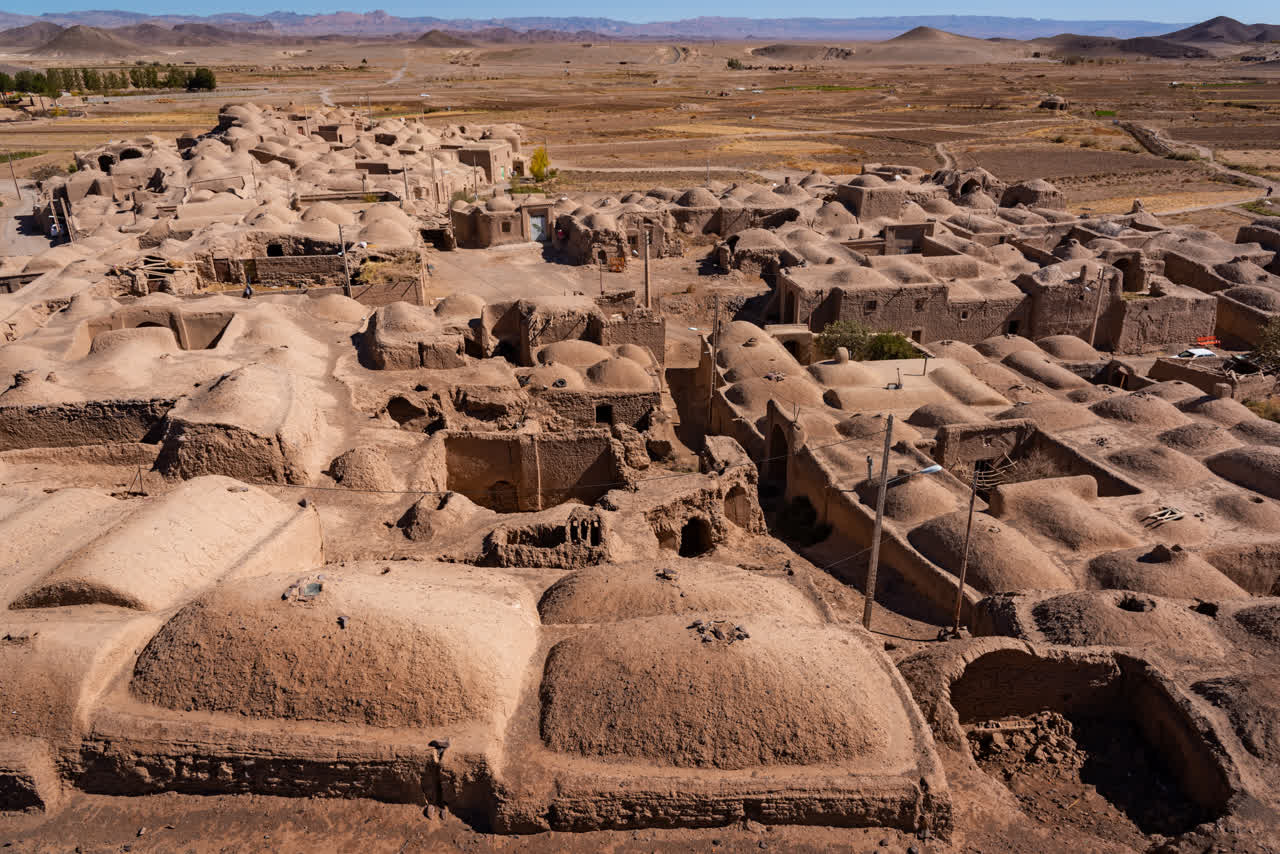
3;11;1279;51
0;11;1201;41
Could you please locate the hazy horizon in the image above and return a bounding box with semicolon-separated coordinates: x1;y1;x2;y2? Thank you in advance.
9;6;1266;26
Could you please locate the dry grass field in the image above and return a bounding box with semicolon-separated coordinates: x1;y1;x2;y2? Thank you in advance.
3;40;1276;219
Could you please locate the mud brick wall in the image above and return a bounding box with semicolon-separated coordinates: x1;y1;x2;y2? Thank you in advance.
251;256;346;288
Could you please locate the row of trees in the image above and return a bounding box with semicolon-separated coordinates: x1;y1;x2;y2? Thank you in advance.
0;66;215;98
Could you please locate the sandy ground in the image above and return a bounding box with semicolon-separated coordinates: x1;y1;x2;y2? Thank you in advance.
1;39;1279;854
3;41;1277;210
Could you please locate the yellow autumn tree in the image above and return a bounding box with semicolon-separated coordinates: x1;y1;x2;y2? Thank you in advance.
529;145;551;181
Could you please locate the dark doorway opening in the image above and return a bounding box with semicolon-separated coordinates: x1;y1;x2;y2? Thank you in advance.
678;517;713;557
1007;320;1020;335
595;403;614;425
266;243;285;257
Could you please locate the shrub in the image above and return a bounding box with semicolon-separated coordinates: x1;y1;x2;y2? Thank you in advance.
727;57;744;70
815;319;870;359
816;320;917;361
1251;316;1280;373
862;331;919;360
1245;397;1280;423
529;145;551;182
31;162;68;182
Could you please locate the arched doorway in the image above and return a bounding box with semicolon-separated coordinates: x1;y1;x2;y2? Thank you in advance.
678;517;713;557
723;485;752;527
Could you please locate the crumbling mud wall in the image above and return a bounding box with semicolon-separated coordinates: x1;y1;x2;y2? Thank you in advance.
0;399;173;451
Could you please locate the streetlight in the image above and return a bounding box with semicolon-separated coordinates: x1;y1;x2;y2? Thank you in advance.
862;416;946;631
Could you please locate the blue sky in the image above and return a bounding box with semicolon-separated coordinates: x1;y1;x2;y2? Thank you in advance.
21;2;1277;23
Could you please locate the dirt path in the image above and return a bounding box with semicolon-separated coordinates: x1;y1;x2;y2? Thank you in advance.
935;141;956;169
1129;122;1279;198
0;181;55;256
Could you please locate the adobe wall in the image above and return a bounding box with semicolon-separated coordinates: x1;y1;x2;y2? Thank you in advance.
250;255;346;288
784;434;981;622
1107;288;1217;354
933;420;1036;469
779;275;1026;344
1147;356;1277;401
0;399;174;451
443;430;622;512
1025;278;1113;342
598;312;665;366
1214;293;1273;349
536;390;659;430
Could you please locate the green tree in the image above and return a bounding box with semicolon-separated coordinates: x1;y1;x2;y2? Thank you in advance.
727;57;744;70
187;67;217;91
862;331;919;360
815;319;870;359
815;320;918;361
163;66;189;89
129;67;146;88
80;68;101;92
0;72;13;94
14;70;46;94
529;145;551;181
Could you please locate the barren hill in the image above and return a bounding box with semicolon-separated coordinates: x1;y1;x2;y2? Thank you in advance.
414;29;474;47
1162;15;1280;42
1039;33;1211;59
27;24;138;58
0;21;64;47
750;43;855;61
109;22;237;46
887;25;981;43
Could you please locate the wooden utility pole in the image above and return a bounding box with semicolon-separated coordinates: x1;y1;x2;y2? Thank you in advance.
643;226;651;309
338;224;353;298
401;156;411;203
58;198;74;242
862;414;895;630
706;294;720;428
1088;268;1107;347
950;467;980;637
4;149;20;201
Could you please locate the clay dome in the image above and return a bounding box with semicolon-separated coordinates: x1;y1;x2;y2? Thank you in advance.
1087;544;1245;599
586;357;653;390
676;188;719;207
1205;446;1280;499
1222;285;1280;312
130;566;536;728
538;615;912;769
536;340;611;368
